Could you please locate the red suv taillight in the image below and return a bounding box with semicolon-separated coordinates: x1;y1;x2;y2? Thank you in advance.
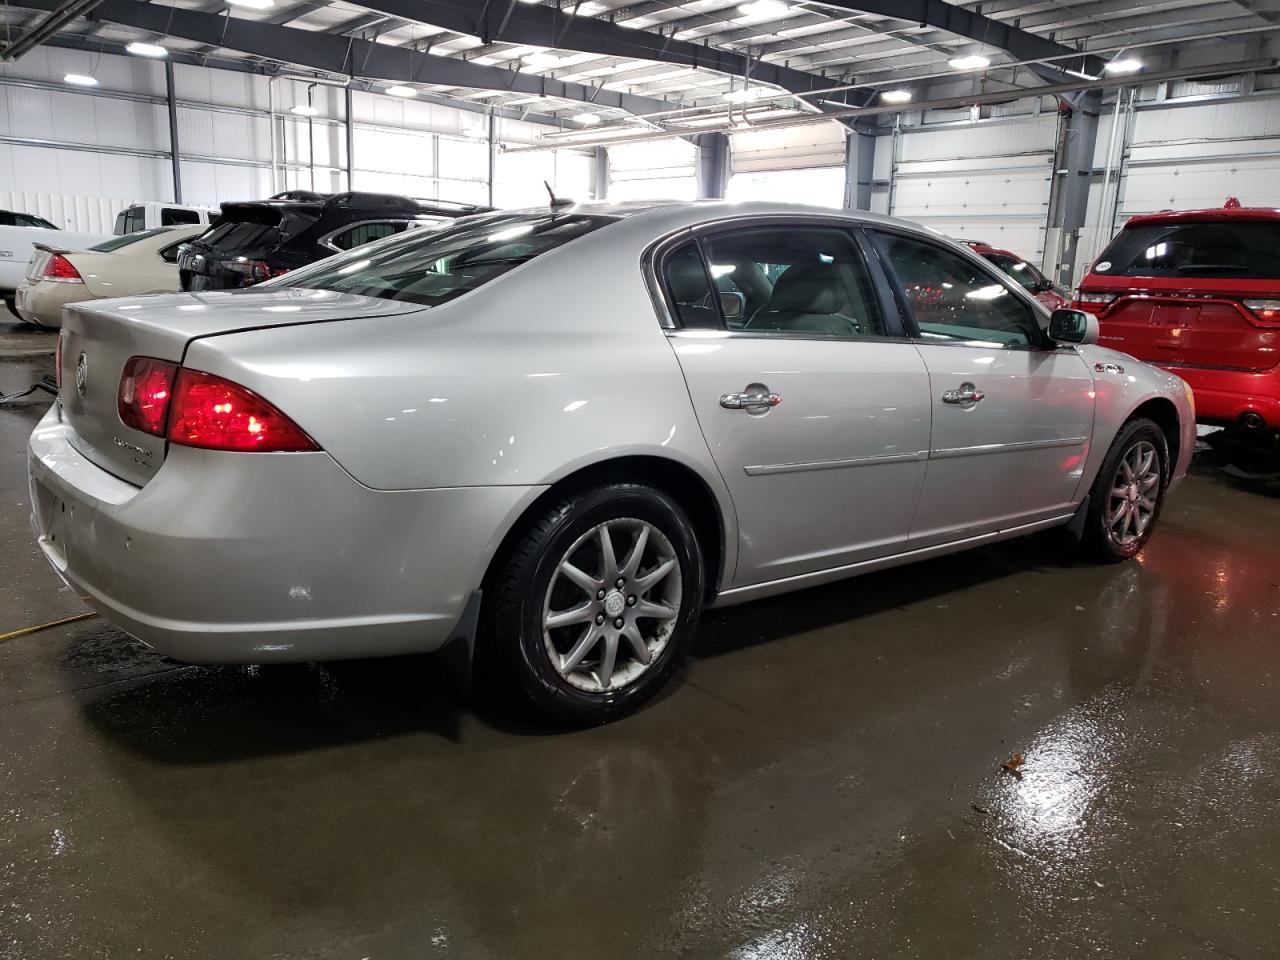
225;260;290;287
1242;299;1280;328
118;357;318;452
44;254;83;282
1072;291;1116;314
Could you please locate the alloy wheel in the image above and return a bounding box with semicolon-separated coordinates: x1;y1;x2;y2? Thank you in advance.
541;518;682;693
1106;439;1161;548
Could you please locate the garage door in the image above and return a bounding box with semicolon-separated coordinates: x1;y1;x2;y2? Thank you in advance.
889;112;1057;264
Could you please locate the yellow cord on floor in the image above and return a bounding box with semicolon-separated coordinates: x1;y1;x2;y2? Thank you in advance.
0;611;97;644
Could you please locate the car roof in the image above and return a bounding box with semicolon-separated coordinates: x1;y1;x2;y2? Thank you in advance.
498;198;941;243
1124;205;1280;227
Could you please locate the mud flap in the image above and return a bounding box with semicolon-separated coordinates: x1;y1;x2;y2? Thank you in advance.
1065;494;1091;543
434;589;482;696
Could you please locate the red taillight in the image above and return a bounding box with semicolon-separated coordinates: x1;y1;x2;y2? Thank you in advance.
226;260;290;287
44;254;83;282
118;357;179;436
167;369;318;452
116;360;316;452
1243;299;1280;328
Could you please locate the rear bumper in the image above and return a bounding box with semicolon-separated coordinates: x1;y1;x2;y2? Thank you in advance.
14;280;89;328
1163;364;1280;428
27;405;541;663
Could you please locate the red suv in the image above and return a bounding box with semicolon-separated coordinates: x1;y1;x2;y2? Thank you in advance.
1074;201;1280;438
962;240;1070;311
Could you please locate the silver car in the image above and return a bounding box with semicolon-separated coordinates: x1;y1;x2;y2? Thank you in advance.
28;202;1195;722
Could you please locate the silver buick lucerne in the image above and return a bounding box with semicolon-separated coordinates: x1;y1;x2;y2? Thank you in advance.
29;201;1195;722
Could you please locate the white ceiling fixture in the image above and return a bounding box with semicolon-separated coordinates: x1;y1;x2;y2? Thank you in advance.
880;89;912;104
522;52;562;70
737;0;788;20
573;112;602;125
125;41;167;58
386;85;417;97
948;54;991;71
569;1;606;13
226;0;274;8
63;73;98;86
1104;56;1144;74
290;104;320;116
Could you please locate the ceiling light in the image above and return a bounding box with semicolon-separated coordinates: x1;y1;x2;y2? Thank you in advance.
569;1;605;13
226;0;274;8
386;85;417;97
724;86;769;103
737;0;788;19
948;54;991;71
522;52;562;69
1104;57;1143;74
63;73;98;86
880;89;912;104
125;41;167;58
290;104;319;116
573;112;601;125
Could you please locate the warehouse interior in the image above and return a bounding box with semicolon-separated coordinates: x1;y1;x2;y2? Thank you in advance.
2;1;1280;957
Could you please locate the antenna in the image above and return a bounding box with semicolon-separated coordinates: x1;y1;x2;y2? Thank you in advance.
543;180;573;210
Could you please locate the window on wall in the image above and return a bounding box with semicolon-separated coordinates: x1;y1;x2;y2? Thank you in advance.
726;167;846;208
493;149;592;208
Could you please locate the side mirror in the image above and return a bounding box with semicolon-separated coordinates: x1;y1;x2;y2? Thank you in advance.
719;291;747;323
1049;308;1098;345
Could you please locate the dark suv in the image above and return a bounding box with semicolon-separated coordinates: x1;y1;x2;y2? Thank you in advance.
178;191;488;291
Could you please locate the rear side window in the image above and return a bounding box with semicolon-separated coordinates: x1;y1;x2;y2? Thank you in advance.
279;214;614;307
1095;221;1280;279
662;243;720;329
327;221;407;251
14;213;54;228
161;208;201;226
704;227;885;337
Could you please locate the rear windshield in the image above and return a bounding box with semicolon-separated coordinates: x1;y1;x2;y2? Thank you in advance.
90;228;171;252
197;220;282;255
277;213;615;307
1095;221;1280;279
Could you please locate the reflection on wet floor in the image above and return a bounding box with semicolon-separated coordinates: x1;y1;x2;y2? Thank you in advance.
1;368;1279;958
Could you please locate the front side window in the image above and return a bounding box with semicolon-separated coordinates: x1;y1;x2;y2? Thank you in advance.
1094;220;1280;279
702;227;885;337
876;232;1040;347
278;213;615;307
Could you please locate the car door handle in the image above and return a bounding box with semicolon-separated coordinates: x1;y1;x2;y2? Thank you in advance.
942;383;984;405
720;391;781;410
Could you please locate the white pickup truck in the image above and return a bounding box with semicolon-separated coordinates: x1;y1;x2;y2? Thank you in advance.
0;210;110;317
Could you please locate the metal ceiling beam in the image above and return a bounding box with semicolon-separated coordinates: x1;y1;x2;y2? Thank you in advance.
0;0;102;59
345;0;866;107
810;0;1109;79
19;0;676;116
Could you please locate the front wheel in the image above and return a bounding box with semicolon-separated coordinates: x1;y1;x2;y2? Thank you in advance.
482;483;704;724
1079;418;1169;563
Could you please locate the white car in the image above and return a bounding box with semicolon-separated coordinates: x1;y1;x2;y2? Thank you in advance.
0;210;110;316
28;202;1195;723
15;226;207;328
114;202;218;235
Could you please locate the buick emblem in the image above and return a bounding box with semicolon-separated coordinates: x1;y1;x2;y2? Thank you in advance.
75;352;88;397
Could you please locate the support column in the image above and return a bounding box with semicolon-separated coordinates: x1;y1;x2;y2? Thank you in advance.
488;112;497;208
345;86;355;191
164;61;182;203
843;126;875;210
592;146;608;201
693;132;729;200
1045;90;1100;285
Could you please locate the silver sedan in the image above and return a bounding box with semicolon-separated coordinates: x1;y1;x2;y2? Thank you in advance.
28;202;1195;722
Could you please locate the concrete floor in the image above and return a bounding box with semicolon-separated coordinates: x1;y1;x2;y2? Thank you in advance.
2;331;1278;959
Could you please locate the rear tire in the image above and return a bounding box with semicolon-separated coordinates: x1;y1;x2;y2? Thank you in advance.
1079;417;1169;563
481;483;704;724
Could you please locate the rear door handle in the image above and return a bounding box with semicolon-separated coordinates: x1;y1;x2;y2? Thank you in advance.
720;391;781;410
942;382;984;405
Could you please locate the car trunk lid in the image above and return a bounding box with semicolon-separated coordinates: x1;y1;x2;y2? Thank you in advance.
1085;276;1280;373
57;288;425;486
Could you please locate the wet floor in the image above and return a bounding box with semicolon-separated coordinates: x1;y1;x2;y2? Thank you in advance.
2;346;1278;958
